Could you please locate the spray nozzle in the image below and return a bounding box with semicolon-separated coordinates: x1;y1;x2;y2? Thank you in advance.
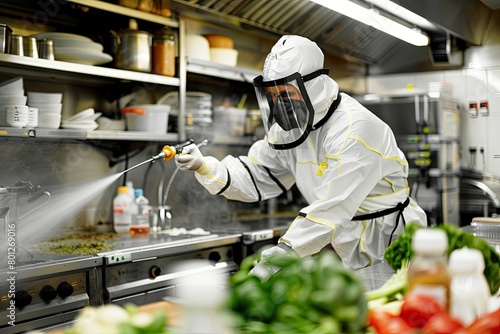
154;139;195;161
153;139;208;161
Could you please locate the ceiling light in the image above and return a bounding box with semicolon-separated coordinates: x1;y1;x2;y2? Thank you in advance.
309;0;430;46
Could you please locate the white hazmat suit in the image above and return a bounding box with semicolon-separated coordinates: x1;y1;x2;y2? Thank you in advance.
176;35;427;278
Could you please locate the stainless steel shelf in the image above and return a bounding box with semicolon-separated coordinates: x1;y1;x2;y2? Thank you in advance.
186;57;261;83
0;54;180;87
67;0;179;27
0;128;178;141
87;130;178;142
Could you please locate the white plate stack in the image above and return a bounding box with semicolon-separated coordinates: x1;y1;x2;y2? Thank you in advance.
27;91;63;129
61;108;101;131
0;76;27;127
32;32;113;66
158;91;213;127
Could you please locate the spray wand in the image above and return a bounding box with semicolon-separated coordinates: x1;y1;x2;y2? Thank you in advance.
122;139;200;174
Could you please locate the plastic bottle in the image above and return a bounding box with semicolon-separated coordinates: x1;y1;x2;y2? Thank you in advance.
449;248;490;326
113;186;133;233
130;188;150;235
407;228;451;311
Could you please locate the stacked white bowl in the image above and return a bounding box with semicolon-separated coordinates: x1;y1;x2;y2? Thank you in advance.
0;77;27;127
27;91;63;129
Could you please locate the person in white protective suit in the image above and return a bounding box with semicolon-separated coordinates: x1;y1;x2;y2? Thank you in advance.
175;35;427;280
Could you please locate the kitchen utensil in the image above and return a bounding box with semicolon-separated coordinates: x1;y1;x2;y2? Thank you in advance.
10;34;23;56
0;76;23;95
121;104;170;132
113;19;152;72
27;91;62;103
27;107;38;127
6;105;28;128
37;39;55;60
23;36;38;58
0;23;12;54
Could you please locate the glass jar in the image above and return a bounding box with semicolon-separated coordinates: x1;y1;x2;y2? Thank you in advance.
153;28;175;77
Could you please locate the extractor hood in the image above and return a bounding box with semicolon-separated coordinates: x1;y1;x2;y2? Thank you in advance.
172;0;500;75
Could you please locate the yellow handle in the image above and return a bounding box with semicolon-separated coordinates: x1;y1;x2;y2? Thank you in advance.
161;145;177;160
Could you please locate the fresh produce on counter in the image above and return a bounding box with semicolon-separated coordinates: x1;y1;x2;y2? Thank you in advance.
63;303;169;334
228;250;368;334
369;294;500;334
384;222;500;295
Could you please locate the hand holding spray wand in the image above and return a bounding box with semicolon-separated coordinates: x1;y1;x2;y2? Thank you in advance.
122;139;208;174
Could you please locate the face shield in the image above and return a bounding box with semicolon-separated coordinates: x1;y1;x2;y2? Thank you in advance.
253;69;329;150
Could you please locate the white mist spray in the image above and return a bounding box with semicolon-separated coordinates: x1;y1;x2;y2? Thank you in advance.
17;173;123;245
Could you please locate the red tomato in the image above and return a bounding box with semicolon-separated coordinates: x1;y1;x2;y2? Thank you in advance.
369;309;417;334
422;313;464;334
466;309;500;334
369;308;394;333
381;317;418;334
399;294;445;328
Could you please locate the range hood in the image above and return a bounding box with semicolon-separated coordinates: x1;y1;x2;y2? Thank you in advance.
172;0;500;75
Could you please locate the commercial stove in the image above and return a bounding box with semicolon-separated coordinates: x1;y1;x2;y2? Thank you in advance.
99;232;242;306
0;216;288;333
0;254;102;334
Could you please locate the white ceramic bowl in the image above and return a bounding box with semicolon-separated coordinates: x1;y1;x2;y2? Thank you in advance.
96;117;126;131
0;77;24;95
27;91;63;104
210;48;238;66
0;95;27;105
29;103;62;114
0;89;24;97
37;113;61;128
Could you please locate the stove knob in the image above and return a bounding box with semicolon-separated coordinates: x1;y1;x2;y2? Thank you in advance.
14;290;32;308
208;251;221;263
149;265;161;279
57;281;74;299
40;285;57;303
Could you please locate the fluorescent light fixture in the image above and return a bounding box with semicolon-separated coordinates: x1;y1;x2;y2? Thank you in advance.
309;0;429;46
364;0;438;31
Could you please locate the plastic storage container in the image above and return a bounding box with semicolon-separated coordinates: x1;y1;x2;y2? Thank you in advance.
449;248;490;326
113;186;132;233
131;188;150;235
407;228;451;310
121;104;170;133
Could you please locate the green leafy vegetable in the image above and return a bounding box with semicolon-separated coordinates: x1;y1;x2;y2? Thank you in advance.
384;222;500;295
228;250;369;334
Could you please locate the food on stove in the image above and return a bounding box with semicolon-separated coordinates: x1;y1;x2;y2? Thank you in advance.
36;232;117;256
64;303;170;334
384;223;500;295
228;250;368;333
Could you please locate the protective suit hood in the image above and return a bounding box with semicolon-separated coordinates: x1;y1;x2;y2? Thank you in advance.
262;35;339;126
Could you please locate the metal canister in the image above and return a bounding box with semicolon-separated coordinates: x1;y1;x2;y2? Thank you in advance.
23;36;38;58
10;34;23;56
37;39;55;60
0;23;12;54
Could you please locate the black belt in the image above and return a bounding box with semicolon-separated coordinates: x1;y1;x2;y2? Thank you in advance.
352;197;410;246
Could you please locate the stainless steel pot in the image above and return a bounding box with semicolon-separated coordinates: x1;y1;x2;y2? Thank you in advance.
113;24;152;72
